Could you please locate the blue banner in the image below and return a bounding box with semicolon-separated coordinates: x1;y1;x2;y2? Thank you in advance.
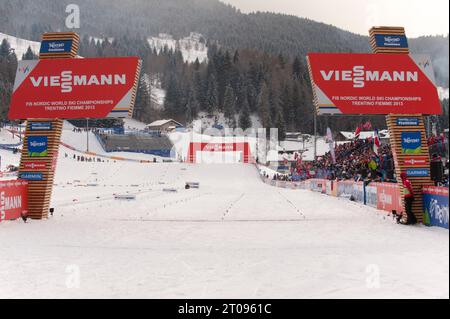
30;122;52;131
374;34;409;48
396;118;419;126
401;132;422;154
337;182;354;198
309;180;325;193
406;168;430;177
423;190;449;229
28;136;48;157
364;185;378;208
20;172;44;181
40;40;74;54
352;183;364;203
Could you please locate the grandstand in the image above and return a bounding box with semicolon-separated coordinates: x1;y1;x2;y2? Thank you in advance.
96;133;173;157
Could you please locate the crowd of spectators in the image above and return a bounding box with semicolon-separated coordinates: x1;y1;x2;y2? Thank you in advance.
273;138;397;183
427;134;445;147
72;127;102;134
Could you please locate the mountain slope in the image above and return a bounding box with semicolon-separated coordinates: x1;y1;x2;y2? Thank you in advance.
1;0;447;86
0;32;40;60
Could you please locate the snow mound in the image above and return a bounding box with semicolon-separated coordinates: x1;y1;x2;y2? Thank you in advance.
123;118;148;131
141;73;166;109
0;156;448;298
0;32;40;60
147;32;208;64
194;111;262;131
438;87;449;100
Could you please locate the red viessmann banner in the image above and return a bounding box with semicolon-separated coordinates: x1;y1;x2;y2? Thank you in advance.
8;57;141;120
307;53;441;115
0;180;28;222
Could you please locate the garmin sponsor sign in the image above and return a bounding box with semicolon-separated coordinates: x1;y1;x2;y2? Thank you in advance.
19;172;44;181
406;168;430;177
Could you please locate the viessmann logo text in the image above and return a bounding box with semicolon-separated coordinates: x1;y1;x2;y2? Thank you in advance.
319;66;418;88
29;71;127;93
1;192;23;211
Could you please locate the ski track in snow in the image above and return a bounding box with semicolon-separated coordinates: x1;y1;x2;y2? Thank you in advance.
0;128;448;299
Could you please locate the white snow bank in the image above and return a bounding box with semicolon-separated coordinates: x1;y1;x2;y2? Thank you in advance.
147;33;208;64
0;32;40;60
438;87;449;100
0;160;447;298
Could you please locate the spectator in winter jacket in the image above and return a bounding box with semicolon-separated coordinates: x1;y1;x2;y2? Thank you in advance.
400;172;417;225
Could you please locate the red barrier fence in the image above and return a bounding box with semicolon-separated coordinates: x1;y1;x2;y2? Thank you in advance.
0;180;28;222
376;183;404;214
260;174;406;215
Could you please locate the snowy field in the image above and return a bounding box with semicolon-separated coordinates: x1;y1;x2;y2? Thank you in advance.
0;151;448;298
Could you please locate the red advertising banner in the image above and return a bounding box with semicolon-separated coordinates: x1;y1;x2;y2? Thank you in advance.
0;180;28;222
376;183;403;213
402;156;428;166
187;142;251;163
9;57;141;120
23;161;47;170
307;53;441;115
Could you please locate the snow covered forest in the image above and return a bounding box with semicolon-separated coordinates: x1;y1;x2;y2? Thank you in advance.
0;0;449;133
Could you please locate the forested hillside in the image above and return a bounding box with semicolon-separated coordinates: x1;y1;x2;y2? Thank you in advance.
0;0;448;134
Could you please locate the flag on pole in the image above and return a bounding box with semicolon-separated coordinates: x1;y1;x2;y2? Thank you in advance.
373;129;381;155
354;125;361;139
362;121;372;130
326;127;336;164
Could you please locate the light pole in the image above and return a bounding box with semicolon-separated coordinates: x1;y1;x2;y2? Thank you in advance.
313;111;317;160
86;118;89;152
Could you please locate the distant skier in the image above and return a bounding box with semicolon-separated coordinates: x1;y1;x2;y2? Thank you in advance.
399;172;417;225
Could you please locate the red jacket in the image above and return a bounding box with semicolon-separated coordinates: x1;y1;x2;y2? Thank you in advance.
402;178;414;198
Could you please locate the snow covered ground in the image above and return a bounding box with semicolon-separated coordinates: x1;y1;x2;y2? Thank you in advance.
0;32;40;60
0;126;22;145
147;33;208;64
0;127;22;174
60;121;170;162
438;87;449;100
279;137;330;161
0;150;448;298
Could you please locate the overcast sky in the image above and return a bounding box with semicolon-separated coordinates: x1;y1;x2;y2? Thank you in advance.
221;0;449;37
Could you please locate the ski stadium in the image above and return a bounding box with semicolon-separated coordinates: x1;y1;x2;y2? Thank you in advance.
0;5;448;302
0;120;448;299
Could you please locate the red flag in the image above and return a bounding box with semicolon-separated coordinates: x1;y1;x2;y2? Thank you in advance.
354;125;361;139
362;121;372;130
373;129;381;155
